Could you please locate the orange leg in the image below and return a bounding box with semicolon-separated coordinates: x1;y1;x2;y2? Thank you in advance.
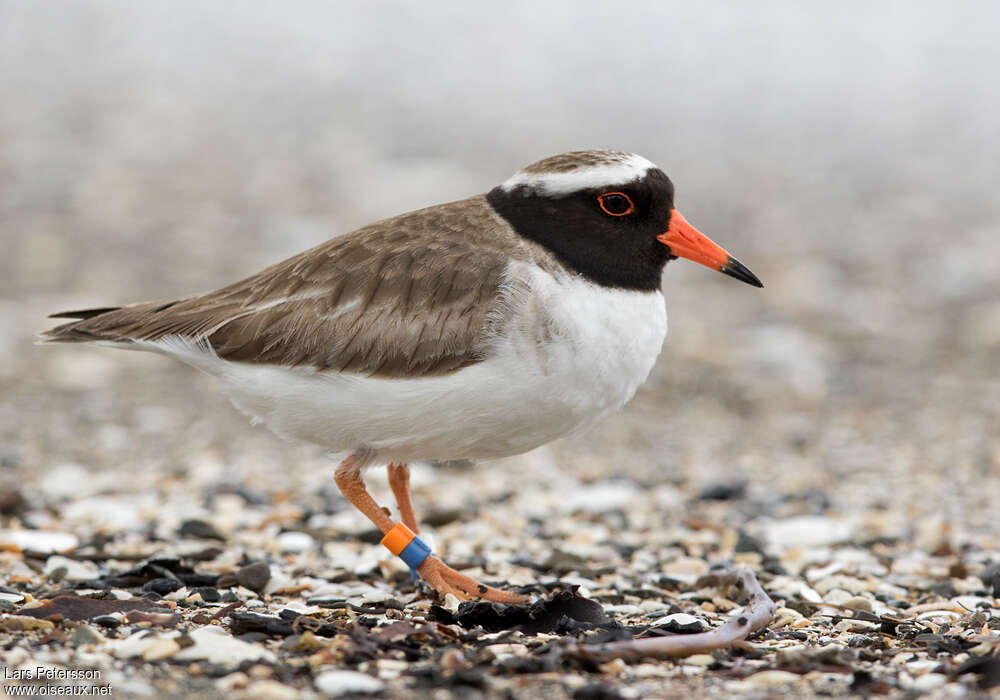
334;454;394;534
387;463;419;532
334;454;526;603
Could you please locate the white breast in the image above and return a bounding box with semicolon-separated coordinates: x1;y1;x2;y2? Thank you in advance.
143;263;668;464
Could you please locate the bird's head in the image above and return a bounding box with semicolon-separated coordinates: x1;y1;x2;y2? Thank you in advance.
486;150;762;291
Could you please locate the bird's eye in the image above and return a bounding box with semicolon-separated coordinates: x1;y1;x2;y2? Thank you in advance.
597;192;635;216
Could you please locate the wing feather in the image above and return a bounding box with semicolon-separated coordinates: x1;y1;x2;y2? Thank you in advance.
42;196;534;378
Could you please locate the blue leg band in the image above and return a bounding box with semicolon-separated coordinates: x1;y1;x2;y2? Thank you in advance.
399;535;432;571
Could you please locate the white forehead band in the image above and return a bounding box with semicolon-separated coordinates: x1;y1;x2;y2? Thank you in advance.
500;154;656;196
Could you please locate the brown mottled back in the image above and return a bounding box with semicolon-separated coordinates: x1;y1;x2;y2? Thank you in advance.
43;195;545;377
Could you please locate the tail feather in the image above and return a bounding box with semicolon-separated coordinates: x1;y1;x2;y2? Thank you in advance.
41;302;162;344
48;307;122;320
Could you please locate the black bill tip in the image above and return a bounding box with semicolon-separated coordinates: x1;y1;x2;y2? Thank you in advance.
720;256;764;288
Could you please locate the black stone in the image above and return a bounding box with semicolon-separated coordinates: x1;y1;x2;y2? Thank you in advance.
192;586;221;602
660;615;707;634
573;683;624;700
698;481;747;501
234;562;271;592
178;519;225;541
734;531;765;554
429;589;607;635
927;581;959;598
142;578;182;595
980;561;1000;597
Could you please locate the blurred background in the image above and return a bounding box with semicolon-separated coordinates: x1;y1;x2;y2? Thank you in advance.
2;1;998;545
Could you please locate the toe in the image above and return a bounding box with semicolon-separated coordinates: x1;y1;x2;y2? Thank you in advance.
416;555;526;603
438;564;527;603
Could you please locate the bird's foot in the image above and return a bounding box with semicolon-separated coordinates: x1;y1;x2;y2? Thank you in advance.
416;555;527;603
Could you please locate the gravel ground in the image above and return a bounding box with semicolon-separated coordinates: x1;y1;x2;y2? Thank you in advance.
3;3;1000;698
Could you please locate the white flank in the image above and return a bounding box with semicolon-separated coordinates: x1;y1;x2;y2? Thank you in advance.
137;262;668;466
500;153;656;196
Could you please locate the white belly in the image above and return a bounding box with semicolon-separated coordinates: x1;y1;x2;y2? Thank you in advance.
148;265;668;463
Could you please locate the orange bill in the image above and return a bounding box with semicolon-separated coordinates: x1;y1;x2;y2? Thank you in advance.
656;209;763;287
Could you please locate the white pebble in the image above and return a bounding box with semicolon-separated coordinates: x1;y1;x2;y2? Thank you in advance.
648;613;708;632
746;670;801;687
911;673;948;692
43;555;99;582
142;638;181;661
0;529;78;553
243;680;299;700
314;670;384;697
277;531;314;553
174;626;276;667
762;516;851;549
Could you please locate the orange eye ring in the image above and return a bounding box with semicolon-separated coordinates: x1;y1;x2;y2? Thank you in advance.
597;191;635;216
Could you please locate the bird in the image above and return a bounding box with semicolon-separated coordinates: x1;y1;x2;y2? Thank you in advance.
42;150;762;603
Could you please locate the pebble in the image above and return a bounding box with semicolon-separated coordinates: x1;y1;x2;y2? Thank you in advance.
822;589;853;606
805;561;843;581
0;616;55;631
685;654;715;667
599;658;627;676
915;610;961;622
812;575;869;595
875;581;909;598
799;583;824;603
910;673;948;692
761;516;851;548
277;531;314;553
93;615;122;629
214;673;249;693
112;632;159;659
952;595;991;610
44;554;99;582
314;670;384;697
192;587;221;603
0;529;79;553
143;578;183;595
746;670;802;687
374;659;409;679
164;587;191;601
243;680;300;700
142;638;181;661
174;626;277;667
235;562;272;592
843;596;873;612
650;613;708;633
660;557;709;583
264;572;298;597
604;604;644;616
483;643;530;661
439;648;469;672
178;519;225;540
833;619;879;633
283;631;326;653
70;625;104;646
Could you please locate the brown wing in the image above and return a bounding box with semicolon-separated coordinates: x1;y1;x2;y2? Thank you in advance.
42;195;529;377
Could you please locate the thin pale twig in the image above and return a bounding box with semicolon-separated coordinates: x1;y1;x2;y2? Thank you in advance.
577;567;776;661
